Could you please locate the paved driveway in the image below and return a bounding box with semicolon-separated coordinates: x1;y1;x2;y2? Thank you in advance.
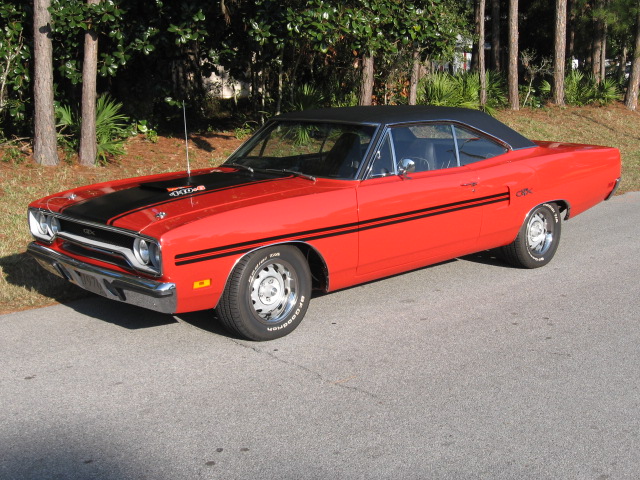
1;193;639;479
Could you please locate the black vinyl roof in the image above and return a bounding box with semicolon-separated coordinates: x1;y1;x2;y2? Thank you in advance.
276;105;536;150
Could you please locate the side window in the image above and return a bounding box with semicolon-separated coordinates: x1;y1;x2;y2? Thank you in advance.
368;133;395;177
392;124;458;171
453;126;508;165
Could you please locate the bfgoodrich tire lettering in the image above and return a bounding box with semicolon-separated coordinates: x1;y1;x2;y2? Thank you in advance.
501;202;561;269
216;245;311;341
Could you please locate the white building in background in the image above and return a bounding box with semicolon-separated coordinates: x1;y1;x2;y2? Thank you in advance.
205;65;250;99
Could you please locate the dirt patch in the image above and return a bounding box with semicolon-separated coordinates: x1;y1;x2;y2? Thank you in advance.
119;132;244;172
1;131;244;176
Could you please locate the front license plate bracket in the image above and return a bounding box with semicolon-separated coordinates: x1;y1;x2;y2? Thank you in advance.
77;271;107;296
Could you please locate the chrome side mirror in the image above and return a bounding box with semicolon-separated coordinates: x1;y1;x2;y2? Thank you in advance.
398;158;415;177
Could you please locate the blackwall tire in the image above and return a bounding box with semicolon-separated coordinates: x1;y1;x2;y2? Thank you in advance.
501;202;562;269
216;246;311;341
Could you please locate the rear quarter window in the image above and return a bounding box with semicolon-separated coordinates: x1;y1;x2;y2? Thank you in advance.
454;126;508;165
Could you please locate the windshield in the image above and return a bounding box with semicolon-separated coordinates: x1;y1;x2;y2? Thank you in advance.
225;121;377;179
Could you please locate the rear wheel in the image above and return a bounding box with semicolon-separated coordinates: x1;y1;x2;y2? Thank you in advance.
216;246;311;341
501;203;561;268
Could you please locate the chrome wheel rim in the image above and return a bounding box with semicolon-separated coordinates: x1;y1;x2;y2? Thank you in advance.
527;211;553;255
250;261;297;323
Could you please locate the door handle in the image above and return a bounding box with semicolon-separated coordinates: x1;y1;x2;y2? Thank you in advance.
461;182;478;187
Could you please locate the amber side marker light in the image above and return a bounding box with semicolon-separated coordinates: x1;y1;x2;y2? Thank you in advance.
193;279;211;289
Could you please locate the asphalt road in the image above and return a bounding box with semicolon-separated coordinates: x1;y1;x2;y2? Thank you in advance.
1;192;639;480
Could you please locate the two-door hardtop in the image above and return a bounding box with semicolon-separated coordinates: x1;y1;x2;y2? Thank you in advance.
28;106;621;340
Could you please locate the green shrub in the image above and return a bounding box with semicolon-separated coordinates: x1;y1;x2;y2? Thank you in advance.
287;84;325;111
540;70;621;106
55;95;129;164
417;71;507;114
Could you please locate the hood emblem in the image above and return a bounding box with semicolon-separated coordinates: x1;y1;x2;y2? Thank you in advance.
155;212;167;219
167;185;206;197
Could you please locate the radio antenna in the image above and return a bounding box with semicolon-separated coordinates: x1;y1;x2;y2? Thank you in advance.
183;101;191;178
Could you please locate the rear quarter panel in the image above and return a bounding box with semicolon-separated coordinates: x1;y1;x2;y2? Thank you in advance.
474;141;620;249
530;141;621;217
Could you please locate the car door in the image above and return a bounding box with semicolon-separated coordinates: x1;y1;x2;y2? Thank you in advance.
451;124;535;251
356;124;483;276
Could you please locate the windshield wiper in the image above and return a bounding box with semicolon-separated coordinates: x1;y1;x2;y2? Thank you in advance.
264;168;316;182
225;163;254;174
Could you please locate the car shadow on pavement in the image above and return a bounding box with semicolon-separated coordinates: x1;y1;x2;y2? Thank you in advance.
66;296;178;330
67;295;241;338
460;249;517;268
173;309;245;339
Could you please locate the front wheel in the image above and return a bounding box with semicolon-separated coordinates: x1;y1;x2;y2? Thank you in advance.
216;246;311;341
501;202;561;269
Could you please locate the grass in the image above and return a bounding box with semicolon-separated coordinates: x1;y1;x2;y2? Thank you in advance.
1;104;638;314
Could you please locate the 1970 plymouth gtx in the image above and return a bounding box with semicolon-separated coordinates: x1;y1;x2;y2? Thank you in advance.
28;106;621;340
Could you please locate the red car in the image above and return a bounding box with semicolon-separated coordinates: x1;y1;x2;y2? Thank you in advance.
28;106;621;340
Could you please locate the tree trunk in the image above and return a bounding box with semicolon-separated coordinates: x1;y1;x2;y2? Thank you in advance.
567;0;576;62
592;0;605;83
491;0;501;71
79;0;100;166
553;0;567;105
624;3;640;110
471;0;481;72
600;27;607;81
409;49;420;105
618;46;628;83
33;0;59;166
479;0;487;106
359;54;374;106
275;45;284;116
508;0;519;110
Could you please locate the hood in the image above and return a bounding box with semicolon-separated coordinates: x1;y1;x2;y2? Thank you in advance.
49;167;343;235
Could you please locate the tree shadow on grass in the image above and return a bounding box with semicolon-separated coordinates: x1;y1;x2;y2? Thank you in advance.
0;252;88;306
190;136;214;152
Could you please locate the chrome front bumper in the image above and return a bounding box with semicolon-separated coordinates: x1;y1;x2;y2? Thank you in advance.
28;242;177;314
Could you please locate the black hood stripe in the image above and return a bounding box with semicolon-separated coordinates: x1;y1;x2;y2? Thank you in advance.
175;192;510;266
61;171;291;226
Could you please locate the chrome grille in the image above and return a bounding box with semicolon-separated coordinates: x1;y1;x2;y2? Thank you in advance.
58;218;133;248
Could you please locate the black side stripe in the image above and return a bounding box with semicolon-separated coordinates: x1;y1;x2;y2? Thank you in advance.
174;192;509;266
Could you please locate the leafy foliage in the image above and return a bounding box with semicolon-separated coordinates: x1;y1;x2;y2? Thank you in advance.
287;84;325;112
0;2;30;137
56;95;129;163
2;0;639;156
418;71;507;114
95;95;129;162
49;0;156;83
540;70;622;106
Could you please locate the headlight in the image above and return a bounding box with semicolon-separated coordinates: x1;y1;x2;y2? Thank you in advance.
138;239;150;264
49;216;60;235
134;237;161;271
152;244;161;267
37;212;49;235
29;209;60;242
